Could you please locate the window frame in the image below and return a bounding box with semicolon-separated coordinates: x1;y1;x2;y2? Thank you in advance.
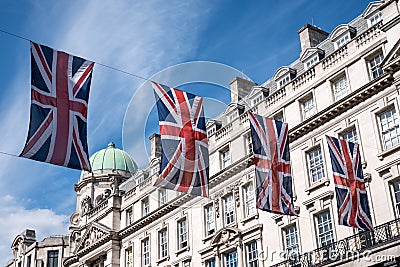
125;246;133;267
47;251;59;267
159;188;167;207
315;210;334;247
220;147;231;169
243;182;256;217
177;217;188;250
141;237;150;266
283;224;300;257
332;75;349;101
224;194;236;226
158;228;168;259
204;204;215;236
367;51;384;80
225;249;238;267
142;198;150;217
378;106;400;151
307;146;326;184
246;241;259;267
340;127;359;144
277;74;291;89
126;207;133;226
368;11;382;27
390;179;400;218
300;95;316;121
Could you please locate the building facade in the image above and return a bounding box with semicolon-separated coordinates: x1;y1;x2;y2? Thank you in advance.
6;1;400;266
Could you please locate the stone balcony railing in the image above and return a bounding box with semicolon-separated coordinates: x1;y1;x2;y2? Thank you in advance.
265;87;287;107
215;123;233;141
292;67;316;90
271;217;400;267
322;45;348;70
356;21;383;48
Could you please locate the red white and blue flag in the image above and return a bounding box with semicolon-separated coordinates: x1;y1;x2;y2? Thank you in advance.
326;136;373;231
20;42;94;171
152;82;209;197
248;112;297;215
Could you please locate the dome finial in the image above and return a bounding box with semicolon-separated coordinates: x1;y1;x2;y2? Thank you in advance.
107;142;115;148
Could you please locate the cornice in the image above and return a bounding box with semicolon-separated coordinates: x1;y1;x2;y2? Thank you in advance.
288;73;393;141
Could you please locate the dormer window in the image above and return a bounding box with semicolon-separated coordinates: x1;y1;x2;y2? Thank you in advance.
369;11;382;26
206;120;221;137
224;104;244;123
362;1;384;28
300;48;324;70
330;24;356;50
248;86;269;107
273;67;296;89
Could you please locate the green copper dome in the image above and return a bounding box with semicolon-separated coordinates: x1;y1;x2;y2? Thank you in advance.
84;142;137;174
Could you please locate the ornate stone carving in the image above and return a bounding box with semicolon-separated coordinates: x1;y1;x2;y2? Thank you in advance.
70;212;80;226
75;223;110;253
81;195;93;215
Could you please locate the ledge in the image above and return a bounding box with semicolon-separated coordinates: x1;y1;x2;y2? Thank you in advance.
240;213;259;225
304;178;330;194
156;255;169;265
175;245;190;256
377;144;400;160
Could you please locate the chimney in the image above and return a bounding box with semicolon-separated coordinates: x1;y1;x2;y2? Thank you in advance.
229;77;257;103
298;24;328;53
149;133;161;160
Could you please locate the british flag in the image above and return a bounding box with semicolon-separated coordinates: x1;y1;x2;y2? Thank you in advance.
20;42;94;171
326;136;373;231
152;82;209;197
248;112;297;215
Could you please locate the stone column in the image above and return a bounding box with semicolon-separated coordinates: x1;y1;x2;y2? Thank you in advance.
237;242;244;267
215;248;221;267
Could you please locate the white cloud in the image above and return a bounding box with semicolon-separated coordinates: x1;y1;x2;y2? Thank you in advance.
0;195;69;266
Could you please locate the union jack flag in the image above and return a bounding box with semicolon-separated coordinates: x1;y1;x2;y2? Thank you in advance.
152;82;209;197
326;136;373;231
248;112;297;215
20;42;94;171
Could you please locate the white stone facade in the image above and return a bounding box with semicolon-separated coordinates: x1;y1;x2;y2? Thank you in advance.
6;1;400;267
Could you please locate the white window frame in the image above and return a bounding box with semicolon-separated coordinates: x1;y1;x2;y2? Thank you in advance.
278;74;291;89
283;224;300;257
334;33;350;49
391;180;400;218
205;258;216;267
204;204;215;236
368;52;384;80
244;132;253;156
225;250;238;267
301;95;315;120
340;127;358;144
307;147;325;183
142;198;150;217
158;228;168;259
224;194;235;225
378;107;400;150
126;208;133;225
142;238;150;266
178;218;188;249
159;189;167;206
125;246;133;267
305;54;319;70
332;75;349;101
368;11;382;27
244;183;256;217
252;93;264;106
315;210;334;247
246;241;259;267
221;147;231;169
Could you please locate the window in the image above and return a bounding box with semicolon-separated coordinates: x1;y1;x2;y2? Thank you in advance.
142;198;149;216
159;189;167;206
369;11;382;26
159;228;168;259
392;180;400;217
369;52;384;79
278;75;291;88
221;148;231;169
27;255;31;267
340;127;358;143
335;34;350;49
125;247;133;267
205;204;215;236
224;194;235;225
308;147;325;183
379;107;400;150
142;238;150;266
126;208;133;225
228;111;239;122
273;111;284;122
316;211;334;247
284;225;299;257
245;133;253;156
244;183;256;216
205;259;216;267
225;250;238;267
178;218;188;249
333;76;349;101
47;251;58;267
301;96;315;120
305;54;319;70
247;241;259;267
252;94;264;106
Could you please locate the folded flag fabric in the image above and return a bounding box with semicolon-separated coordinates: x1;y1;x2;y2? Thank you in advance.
326;135;373;231
248;112;297;215
20;42;94;171
152;82;209;197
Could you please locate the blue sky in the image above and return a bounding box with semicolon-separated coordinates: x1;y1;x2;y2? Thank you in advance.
0;0;372;263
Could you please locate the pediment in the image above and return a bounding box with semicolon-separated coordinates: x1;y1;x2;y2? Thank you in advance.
273;66;295;81
330;24;356;41
381;37;400;71
210;227;241;246
224;103;244;115
74;222;112;253
300;47;324;62
362;1;384;18
247;86;269;99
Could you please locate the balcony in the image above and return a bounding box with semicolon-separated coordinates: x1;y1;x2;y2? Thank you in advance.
272;218;400;267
